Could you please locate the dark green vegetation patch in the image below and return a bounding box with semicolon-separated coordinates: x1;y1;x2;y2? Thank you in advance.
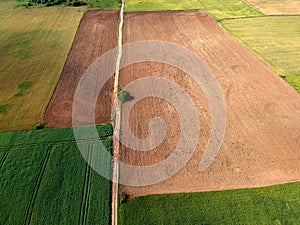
18;0;121;8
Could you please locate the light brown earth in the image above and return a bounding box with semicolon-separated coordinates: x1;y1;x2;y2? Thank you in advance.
119;10;300;197
44;10;119;127
243;0;300;15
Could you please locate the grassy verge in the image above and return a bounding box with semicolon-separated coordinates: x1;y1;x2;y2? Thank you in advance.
0;0;84;132
125;0;263;19
221;16;300;93
284;75;300;93
0;123;112;225
119;182;300;224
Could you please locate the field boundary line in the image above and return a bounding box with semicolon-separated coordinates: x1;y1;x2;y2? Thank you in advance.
0;136;111;149
241;0;263;14
219;14;300;21
78;144;92;225
112;0;125;225
23;144;52;225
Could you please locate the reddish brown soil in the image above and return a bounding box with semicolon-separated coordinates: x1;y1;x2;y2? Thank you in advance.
119;10;300;197
44;10;119;127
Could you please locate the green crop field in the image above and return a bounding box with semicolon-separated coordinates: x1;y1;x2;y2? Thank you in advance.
0;123;112;225
125;0;263;19
0;0;84;132
221;16;300;93
119;182;300;225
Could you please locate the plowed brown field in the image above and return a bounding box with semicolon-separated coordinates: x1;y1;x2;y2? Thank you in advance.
44;10;119;127
119;10;300;197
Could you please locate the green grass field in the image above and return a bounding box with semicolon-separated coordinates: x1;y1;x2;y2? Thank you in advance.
125;0;263;19
221;16;300;93
119;182;300;224
0;123;112;225
0;0;84;132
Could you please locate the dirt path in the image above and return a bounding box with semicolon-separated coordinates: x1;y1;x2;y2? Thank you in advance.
111;1;125;225
119;10;300;197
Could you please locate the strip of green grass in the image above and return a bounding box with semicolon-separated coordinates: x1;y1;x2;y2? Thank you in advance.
221;16;300;93
119;182;300;224
125;0;263;19
0;123;112;225
284;75;300;93
0;0;84;132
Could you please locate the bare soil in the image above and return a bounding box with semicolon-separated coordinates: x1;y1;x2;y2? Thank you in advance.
119;10;300;197
244;0;300;15
44;10;119;127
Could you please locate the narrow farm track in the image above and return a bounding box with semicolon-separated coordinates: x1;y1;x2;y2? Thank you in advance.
23;145;52;225
112;0;125;225
78;145;92;225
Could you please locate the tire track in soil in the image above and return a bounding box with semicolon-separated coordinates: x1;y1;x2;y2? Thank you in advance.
78;144;92;225
23;144;52;225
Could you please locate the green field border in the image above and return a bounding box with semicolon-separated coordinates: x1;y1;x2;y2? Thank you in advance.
119;181;300;224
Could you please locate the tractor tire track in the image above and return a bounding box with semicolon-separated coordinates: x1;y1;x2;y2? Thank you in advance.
0;150;9;170
23;144;52;225
78;144;92;225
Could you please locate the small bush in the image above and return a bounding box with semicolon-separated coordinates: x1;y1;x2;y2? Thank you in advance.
120;192;129;204
35;122;46;130
72;1;86;6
